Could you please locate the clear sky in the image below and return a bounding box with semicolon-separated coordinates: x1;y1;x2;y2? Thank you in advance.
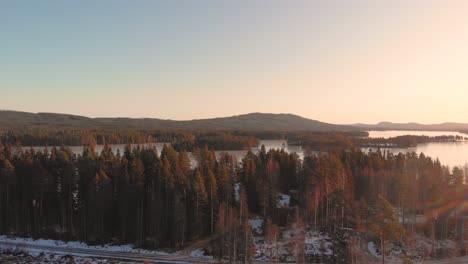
2;1;468;124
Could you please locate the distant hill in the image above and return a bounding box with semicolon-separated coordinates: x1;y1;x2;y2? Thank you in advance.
184;113;357;131
2;110;467;133
0;111;358;131
0;111;95;128
353;121;468;131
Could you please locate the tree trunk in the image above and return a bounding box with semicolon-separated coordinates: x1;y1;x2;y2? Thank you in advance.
314;190;318;231
233;226;237;263
325;179;329;229
211;185;214;234
244;220;249;264
381;232;385;264
182;189;186;246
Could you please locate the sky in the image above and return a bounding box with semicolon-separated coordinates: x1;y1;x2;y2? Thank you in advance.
2;0;468;124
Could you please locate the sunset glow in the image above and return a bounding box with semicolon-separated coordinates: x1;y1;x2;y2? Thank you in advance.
2;1;468;123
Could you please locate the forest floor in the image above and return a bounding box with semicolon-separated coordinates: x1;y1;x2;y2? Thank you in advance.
248;216;339;263
364;233;464;263
247;215;465;263
1;231;465;263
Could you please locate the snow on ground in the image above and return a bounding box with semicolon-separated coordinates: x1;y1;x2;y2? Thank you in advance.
364;233;460;263
249;217;264;235
0;235;173;256
413;233;458;259
0;248;138;263
234;182;241;202
368;241;380;258
277;193;291;208
190;248;213;260
252;230;334;261
250;217;333;262
282;229;333;256
304;231;333;256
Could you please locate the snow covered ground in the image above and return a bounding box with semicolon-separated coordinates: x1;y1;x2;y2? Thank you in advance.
234;182;241;202
0;235;217;263
0;248;138;264
249;217;264;235
249;217;334;262
364;233;461;263
367;241;380;258
0;235;173;256
276;193;291;208
252;229;334;262
190;248;213;260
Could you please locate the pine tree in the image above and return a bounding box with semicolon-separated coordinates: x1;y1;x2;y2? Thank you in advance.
193;169;208;237
368;195;404;264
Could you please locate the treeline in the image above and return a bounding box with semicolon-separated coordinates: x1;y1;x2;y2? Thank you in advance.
170;132;258;151
0;128;149;146
0;128;367;152
235;130;365;150
357;135;466;148
162;130;365;151
0;129;258;151
287;131;357;150
1;141;466;261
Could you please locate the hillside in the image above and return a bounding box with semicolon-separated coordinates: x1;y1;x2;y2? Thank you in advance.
3;110;467;132
185;113;356;131
0;111;357;131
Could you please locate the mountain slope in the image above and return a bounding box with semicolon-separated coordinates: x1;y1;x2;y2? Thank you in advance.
0;111;357;131
3;110;466;132
187;113;355;131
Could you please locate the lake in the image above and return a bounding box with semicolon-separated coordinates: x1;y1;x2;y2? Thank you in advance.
211;140;304;164
365;130;468;168
20;140;304;167
20;131;468;169
22;143;168;157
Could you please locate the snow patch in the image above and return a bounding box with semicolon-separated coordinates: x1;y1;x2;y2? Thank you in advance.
249;217;264;235
252;228;333;262
304;231;333;256
368;241;380;258
190;248;213;260
0;235;173;256
277;193;291;208
234;182;241;202
0;249;124;264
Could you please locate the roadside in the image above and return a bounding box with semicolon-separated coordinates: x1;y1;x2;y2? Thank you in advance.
0;236;214;264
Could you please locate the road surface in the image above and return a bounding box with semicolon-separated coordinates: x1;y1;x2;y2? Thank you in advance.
0;241;214;263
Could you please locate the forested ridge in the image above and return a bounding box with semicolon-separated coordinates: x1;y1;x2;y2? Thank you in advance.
0;111;357;131
4;110;468;132
0;140;466;262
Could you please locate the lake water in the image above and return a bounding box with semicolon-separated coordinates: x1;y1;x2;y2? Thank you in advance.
20;131;468;168
22;143;168;157
21;140;304;167
212;140;304;163
365;131;468;168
